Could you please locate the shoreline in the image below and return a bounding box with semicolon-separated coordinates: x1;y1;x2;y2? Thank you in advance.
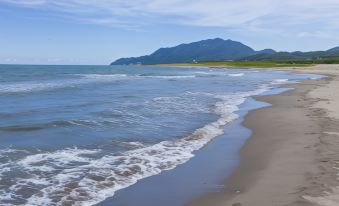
188;65;339;206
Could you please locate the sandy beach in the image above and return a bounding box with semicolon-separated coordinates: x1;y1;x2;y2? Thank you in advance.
188;65;339;206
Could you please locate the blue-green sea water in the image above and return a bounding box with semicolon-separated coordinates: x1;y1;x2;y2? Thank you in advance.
0;65;320;205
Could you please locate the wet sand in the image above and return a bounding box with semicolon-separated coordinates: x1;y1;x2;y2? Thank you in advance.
188;65;339;206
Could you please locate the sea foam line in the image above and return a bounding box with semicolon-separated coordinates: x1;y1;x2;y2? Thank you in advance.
0;74;129;94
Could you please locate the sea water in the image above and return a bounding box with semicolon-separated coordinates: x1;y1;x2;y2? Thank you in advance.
0;65;320;205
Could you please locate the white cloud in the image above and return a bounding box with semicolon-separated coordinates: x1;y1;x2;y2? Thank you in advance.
2;0;339;38
1;0;46;6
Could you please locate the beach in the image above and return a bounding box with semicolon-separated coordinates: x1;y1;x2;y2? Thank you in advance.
189;64;339;206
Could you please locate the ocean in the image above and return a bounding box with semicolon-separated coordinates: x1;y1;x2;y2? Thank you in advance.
0;65;320;206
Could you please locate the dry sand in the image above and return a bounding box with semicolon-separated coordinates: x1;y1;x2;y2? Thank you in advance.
188;65;339;206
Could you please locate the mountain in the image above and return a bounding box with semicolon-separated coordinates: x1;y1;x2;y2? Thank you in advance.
111;38;339;65
327;46;339;54
111;38;258;65
241;49;339;61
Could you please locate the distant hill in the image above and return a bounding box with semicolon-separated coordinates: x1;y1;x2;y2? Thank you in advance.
256;49;276;55
241;49;339;61
111;38;339;65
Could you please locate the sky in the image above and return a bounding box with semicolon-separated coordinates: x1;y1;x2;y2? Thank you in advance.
1;0;339;65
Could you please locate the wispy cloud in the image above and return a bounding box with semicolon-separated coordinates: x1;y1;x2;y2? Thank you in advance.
2;0;339;38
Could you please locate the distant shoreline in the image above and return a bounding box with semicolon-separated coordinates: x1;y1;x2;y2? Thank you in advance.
155;61;316;68
188;65;339;206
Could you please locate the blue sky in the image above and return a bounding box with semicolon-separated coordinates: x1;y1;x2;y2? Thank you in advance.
1;0;339;65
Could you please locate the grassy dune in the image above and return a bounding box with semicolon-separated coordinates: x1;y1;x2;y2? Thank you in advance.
157;61;316;68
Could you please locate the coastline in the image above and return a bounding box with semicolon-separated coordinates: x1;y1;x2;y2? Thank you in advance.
188;65;339;206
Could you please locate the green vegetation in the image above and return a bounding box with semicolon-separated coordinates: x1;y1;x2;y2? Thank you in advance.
157;61;317;68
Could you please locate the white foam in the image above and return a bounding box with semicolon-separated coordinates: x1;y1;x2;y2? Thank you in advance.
0;192;14;201
0;85;270;206
18;148;99;172
0;163;10;181
144;75;196;79
194;71;245;77
271;79;298;85
310;75;323;80
78;74;128;79
0;148;30;181
194;71;211;75
228;73;244;77
274;79;289;82
0;82;64;93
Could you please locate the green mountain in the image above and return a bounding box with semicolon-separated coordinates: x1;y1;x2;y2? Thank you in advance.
111;38;265;65
327;46;339;54
111;38;339;65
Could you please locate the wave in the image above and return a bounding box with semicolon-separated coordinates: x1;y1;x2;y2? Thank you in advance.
0;82;68;94
141;75;196;79
0;71;251;94
0;119;100;132
194;71;211;75
228;73;244;77
271;79;290;85
0;74;129;94
79;74;197;79
194;71;245;77
77;74;128;79
151;95;210;114
0;73;198;94
0;85;269;206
